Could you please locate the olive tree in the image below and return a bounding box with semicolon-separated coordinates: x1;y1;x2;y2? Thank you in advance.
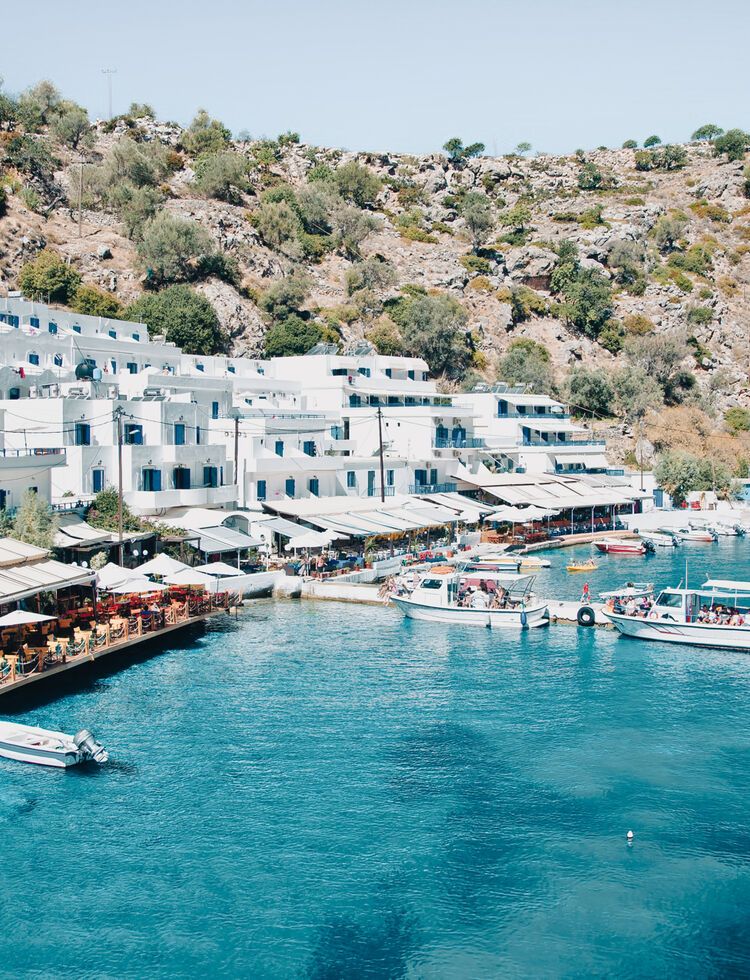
461;192;494;247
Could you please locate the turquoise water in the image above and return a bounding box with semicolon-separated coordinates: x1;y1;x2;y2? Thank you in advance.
3;540;750;978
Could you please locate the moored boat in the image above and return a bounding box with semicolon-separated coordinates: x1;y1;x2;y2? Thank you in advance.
567;557;598;573
640;530;680;548
661;526;717;543
0;722;108;768
390;569;548;628
603;578;750;651
594;537;651;555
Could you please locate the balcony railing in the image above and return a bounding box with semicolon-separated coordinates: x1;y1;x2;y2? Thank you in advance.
522;438;607;448
0;447;64;457
498;411;570;420
434;437;485;449
409;482;457;495
366;485;396;497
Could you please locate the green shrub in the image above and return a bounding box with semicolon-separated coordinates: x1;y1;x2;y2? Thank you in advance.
622;139;638;149
692;124;723;141
623;313;654;335
498;338;552;391
51;107;90;149
70;284;123;318
264;315;323;357
333;161;381;208
687;306;713;325
713;128;749;162
252;199;303;255
566;368;614;417
690;199;731;223
194;151;249;202
598;320;626;353
460;254;492;275
259;271;310;321
182;109;231;156
137;212;219;285
461;191;494;246
668;243;713;275
578;204;606;229
386;291;471;377
725;407;750;434
442;137;485;163
644;135;662;148
126;285;228;354
18;248;81;303
365;316;403;355
558;267;614;338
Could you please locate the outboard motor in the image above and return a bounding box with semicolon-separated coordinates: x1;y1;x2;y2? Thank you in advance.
643;539;656;554
73;729;109;765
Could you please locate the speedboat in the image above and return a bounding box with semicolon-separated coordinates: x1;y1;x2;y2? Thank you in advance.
517;555;551;570
602;577;750;651
390;568;548;628
661;525;717;543
463;553;522;572
594;537;652;555
566;557;598;573
689;519;736;537
640;530;680;548
0;723;108;768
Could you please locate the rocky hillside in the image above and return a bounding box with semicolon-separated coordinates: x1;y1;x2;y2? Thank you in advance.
1;86;749;472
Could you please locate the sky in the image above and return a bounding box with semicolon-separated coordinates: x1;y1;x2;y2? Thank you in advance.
3;0;748;155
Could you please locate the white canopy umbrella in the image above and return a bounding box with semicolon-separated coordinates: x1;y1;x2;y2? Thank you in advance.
136;554;189;577
0;610;56;626
516;506;560;520
96;563;134;590
106;579;169;595
284;530;334;551
194;562;241;577
163;569;214;588
487;506;524;522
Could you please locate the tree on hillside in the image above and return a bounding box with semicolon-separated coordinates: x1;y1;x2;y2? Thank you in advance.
498;339;552;392
194;151;249;203
443;138;485;164
607;240;644;284
333;161;382;208
51;106;90;149
17;80;62;130
182;109;231;156
565;368;614;418
346;256;397;297
651;212;688;252
461;192;494;247
622;139;638;149
365;315;403;356
126;285;228;355
692;124;723;141
70;284;123;318
713;128;749;162
259;271;310;320
330;202;377;259
11;490;58;550
514;142;532;155
643;135;662;148
18;249;81;303
389;291;471;378
654;450;702;505
253;199;303;257
558;267;614;339
611;365;662;422
137;212;216;284
624;334;686;400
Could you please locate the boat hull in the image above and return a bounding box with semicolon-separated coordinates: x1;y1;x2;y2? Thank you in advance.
0;722;82;767
594;542;645;555
391;596;549;628
0;744;80;767
603;612;750;651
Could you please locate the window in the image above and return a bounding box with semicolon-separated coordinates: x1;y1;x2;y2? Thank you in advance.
384;368;392;378
211;401;219;420
48;322;57;335
346;471;356;488
126;362;138;374
108;330;117;339
92;469;105;493
53;353;64;367
386;469;394;487
257;480;267;501
9;388;20;400
203;466;218;488
285;478;296;498
275;440;284;457
124;424;143;446
174;423;186;446
367;471;375;496
173;466;191;490
142;468;162;492
407;370;415;380
228;365;235;374
29;317;39;328
349;394;362;407
74;423;91;446
72;324;81;334
28;352;39;366
303;440;315;457
420;579;444;590
110;360;117;374
497;400;508;417
196;364;205;373
196;426;201;445
656;591;683;608
358;367;370;377
332;368;349;377
308;477;319;496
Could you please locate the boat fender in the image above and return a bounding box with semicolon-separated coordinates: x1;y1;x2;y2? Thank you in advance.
520;610;528;628
577;606;596;627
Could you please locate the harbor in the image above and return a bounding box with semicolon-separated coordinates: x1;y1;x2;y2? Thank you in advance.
4;536;750;977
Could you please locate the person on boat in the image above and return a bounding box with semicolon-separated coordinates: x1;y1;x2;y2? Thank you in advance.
625;598;638;617
471;589;489;609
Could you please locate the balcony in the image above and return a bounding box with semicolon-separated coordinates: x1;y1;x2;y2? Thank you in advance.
125;483;238;514
521;438;607;448
366;485;396;497
434;437;485;450
498;411;570;420
409;482;457;495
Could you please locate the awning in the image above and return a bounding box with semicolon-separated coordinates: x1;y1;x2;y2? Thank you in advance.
190;525;262;554
555;453;609;469
250;516;312;539
0;537;49;568
54;516;113;548
0;559;94;605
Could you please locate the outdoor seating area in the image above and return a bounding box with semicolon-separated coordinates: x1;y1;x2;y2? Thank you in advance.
0;584;235;690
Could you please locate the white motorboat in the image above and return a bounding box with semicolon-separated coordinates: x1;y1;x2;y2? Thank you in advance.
661;526;717;543
640;530;680;548
598;582;654;601
594;537;653;555
463;553;522;572
603;577;750;651
0;722;108;768
689;519;738;538
391;569;548;628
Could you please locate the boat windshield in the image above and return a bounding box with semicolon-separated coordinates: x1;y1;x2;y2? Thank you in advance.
655;591;683;608
419;579;444;590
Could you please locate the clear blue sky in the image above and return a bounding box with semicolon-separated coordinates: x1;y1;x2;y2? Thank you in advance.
4;0;748;154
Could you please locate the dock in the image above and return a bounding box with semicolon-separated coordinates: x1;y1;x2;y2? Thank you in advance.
0;599;232;698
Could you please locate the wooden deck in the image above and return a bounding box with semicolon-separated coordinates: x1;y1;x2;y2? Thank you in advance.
0;606;228;698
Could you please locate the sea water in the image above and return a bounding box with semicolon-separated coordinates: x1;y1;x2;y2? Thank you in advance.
3;540;750;978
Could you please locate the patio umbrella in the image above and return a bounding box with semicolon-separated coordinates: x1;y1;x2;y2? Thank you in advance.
163;569;215;588
96;562;134;590
284;530;334;550
0;610;56;626
137;554;189;577
105;578;169;595
194;561;241;577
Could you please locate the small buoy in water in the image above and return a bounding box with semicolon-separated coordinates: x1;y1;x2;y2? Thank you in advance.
626;830;634;842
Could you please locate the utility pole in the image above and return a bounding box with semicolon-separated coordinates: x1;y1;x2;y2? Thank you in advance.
77;163;83;238
115;407;124;565
376;406;386;503
101;68;117;121
638;416;644;492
